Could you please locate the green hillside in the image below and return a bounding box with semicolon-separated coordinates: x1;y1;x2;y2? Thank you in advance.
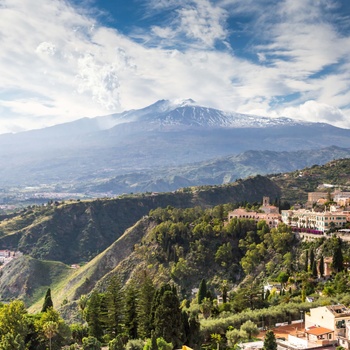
0;175;280;264
0;255;72;306
270;158;350;203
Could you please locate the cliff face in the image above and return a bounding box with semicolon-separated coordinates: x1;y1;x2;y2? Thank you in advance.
0;175;280;264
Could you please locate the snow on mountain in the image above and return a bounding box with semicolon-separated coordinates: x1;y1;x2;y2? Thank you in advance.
98;99;313;130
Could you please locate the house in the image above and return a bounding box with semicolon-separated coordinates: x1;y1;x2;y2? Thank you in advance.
304;326;334;345
305;304;350;348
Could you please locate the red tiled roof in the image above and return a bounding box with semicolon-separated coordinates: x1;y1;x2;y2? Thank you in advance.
306;327;333;336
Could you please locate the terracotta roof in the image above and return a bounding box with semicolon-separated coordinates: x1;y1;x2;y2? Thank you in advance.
306;327;333;336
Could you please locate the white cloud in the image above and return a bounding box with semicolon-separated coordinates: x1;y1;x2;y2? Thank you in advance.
282;100;349;128
0;0;349;135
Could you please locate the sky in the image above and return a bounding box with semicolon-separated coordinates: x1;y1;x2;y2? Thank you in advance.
0;0;350;134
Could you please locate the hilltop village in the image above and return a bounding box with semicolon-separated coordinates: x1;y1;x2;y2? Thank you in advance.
229;193;350;234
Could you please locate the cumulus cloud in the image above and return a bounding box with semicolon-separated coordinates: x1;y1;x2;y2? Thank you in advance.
282;100;349;128
0;0;349;134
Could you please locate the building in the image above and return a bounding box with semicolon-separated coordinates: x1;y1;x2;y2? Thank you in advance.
333;192;350;207
305;304;350;348
281;207;348;233
228;197;281;229
308;192;328;204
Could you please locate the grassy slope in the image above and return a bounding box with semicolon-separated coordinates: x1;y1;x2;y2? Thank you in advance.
28;217;156;312
0;255;73;307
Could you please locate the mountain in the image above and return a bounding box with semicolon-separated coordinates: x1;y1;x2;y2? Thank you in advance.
0;100;350;188
75;146;350;195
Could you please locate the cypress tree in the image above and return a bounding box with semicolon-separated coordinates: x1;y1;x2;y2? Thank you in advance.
319;256;325;277
332;237;344;273
198;279;207;304
304;250;309;272
312;261;318;278
309;249;315;273
41;288;53;312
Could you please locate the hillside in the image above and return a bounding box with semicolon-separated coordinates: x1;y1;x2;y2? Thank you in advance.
0;175;280;263
1;158;350;312
270;158;350;203
0;255;72;306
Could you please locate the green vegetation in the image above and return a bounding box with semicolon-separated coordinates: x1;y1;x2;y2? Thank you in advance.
0;175;280;264
270;158;350;203
1;159;350;349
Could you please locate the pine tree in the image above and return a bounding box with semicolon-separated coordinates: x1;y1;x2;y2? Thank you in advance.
104;275;124;338
85;290;103;340
263;330;277;350
198;279;207;304
41;288;53;312
137;273;155;339
125;281;139;339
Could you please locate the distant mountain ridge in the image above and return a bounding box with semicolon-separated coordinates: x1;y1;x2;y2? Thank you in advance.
0;99;350;189
75;146;350;195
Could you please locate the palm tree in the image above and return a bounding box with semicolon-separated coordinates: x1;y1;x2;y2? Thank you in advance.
43;321;58;350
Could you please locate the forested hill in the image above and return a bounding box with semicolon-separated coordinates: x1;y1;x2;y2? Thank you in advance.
0;175;280;264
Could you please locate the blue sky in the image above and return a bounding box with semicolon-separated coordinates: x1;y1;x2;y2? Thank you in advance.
0;0;350;133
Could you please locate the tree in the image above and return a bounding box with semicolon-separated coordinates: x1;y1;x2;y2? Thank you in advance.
332;237;344;273
153;288;183;347
304;250;309;272
221;280;228;303
277;272;289;289
82;336;101;350
319;256;325;278
0;300;28;350
43;321;58;350
85;291;103;340
79;295;89;319
200;298;212;319
125;281;139;339
226;329;241;348
104;275;124;338
263;330;277;350
240;320;259;340
309;249;315;273
137;273;155;339
198;279;207;304
34;307;71;349
41;288;53;312
312;261;318;278
215;243;233;267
